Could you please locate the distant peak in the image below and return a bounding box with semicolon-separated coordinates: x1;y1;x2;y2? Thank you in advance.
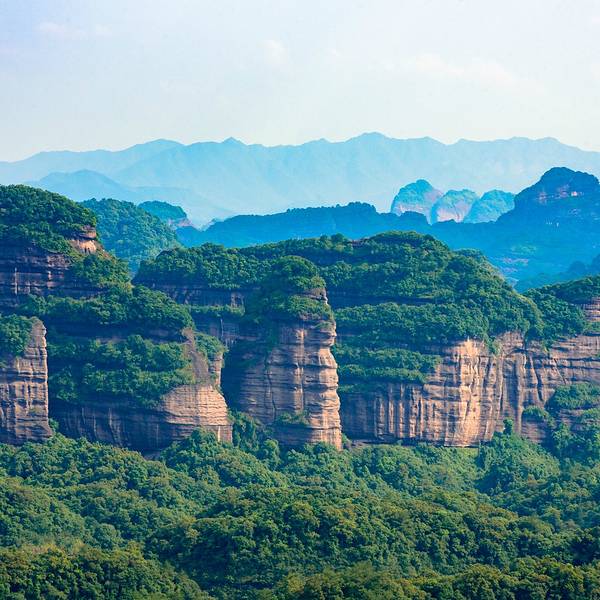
391;179;443;218
400;179;435;191
513;167;600;210
350;131;391;143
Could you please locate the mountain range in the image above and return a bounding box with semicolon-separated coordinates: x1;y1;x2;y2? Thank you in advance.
4;134;600;224
185;167;600;284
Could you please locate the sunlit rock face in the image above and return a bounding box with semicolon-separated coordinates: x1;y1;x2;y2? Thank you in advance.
222;314;342;449
341;321;600;447
50;331;232;452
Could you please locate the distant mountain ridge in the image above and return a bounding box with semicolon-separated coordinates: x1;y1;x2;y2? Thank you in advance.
26;170;231;224
185;167;600;284
0;139;181;182
4;134;600;223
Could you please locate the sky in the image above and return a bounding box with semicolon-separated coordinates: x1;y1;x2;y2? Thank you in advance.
1;0;600;160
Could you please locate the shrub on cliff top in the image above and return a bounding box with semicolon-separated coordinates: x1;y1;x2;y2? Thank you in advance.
0;185;96;254
0;315;35;358
18;285;193;333
543;275;600;304
137;244;263;288
245;256;333;322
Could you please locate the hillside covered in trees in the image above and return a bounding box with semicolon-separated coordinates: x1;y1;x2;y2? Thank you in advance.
2;185;600;597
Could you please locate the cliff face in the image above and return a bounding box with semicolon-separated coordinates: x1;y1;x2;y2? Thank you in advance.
0;319;52;444
391;180;442;220
139;283;251;309
50;333;232;452
431;189;479;224
342;329;600;446
223;318;342;449
144;276;343;448
0;228;98;306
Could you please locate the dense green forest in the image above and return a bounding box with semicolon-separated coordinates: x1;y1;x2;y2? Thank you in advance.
15;285;202;410
139;200;188;223
0;185;96;255
1;414;600;598
82;198;181;270
3;185;600;597
0;315;35;359
137;232;595;393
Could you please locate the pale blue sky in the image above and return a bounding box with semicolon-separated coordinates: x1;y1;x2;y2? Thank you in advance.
1;0;599;160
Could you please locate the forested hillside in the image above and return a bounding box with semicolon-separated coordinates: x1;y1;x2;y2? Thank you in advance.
1;421;600;598
187;168;600;286
82;198;181;270
2;185;600;598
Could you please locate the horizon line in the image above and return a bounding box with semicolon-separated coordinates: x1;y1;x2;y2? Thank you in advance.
1;132;591;164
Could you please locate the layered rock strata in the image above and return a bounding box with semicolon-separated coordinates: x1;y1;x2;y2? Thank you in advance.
144;280;344;448
223;317;342;448
341;330;600;446
51;332;232;452
0;319;52;444
0;228;99;306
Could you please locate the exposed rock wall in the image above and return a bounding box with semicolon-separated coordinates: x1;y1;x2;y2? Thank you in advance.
223;318;342;449
0;319;52;444
342;330;600;446
145;281;344;449
50;333;232;452
0;229;99;307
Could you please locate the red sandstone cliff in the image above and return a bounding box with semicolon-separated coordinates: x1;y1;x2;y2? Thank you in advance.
0;319;52;444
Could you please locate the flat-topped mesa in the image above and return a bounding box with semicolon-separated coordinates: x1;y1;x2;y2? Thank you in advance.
50;329;232;452
0;318;52;444
134;234;600;449
0;178;234;449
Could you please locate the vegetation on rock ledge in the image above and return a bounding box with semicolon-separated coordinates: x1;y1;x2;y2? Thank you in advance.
0;315;35;358
0;185;96;255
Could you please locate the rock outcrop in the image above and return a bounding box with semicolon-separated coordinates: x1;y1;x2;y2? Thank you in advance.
464;190;515;224
0;227;98;307
223;316;342;448
0;319;52;444
145;276;343;448
391;180;442;221
342;328;600;446
50;332;232;452
431;189;479;224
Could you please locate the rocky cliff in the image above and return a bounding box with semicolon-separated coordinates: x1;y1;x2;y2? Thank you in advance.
0;227;99;307
341;326;600;446
223;316;342;448
143;260;343;449
50;331;232;452
0;319;52;444
431;189;479;224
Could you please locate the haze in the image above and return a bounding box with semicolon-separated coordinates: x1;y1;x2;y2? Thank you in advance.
1;0;600;160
